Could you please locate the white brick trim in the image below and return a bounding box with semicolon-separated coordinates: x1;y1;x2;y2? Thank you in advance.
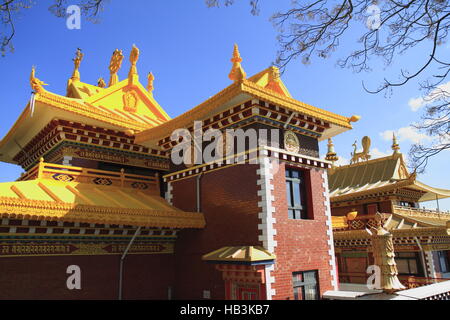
165;182;173;205
321;170;338;290
257;156;277;299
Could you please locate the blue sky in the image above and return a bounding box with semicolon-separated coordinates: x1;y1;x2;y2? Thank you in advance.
0;0;448;210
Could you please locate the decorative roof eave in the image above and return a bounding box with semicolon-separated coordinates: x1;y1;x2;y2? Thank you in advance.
240;79;353;130
410;180;450;202
330;176;450;203
0;93;152;164
135;79;354;145
202;246;276;265
330;177;416;202
333;225;450;240
0;197;205;229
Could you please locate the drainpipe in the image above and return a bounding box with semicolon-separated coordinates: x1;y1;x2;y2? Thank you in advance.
118;226;141;300
196;173;203;212
414;236;428;278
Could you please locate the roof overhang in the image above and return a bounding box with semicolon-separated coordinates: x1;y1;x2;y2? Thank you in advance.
202;246;276;265
0;97;143;164
409;180;450;202
135;79;354;147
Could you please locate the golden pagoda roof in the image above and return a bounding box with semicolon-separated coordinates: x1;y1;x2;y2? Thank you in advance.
0;46;171;164
328;153;450;202
202;246;276;264
0;160;204;228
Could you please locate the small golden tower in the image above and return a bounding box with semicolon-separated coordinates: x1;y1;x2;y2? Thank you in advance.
325;138;339;166
228;44;246;82
70;48;83;82
128;44;140;83
392;133;400;154
108;49;124;87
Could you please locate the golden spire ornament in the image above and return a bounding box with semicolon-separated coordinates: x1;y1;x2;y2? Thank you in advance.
71;48;83;82
228;44;246;82
325;138;339;165
392;133;400;154
108;49;124;87
128;44;140;82
147;72;154;94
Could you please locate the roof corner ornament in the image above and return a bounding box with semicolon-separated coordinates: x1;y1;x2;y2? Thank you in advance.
391;133;400;154
369;212;405;293
30;66;48;94
128;44;140;83
108;49;124;87
350;136;371;164
228;44;246;82
70;48;83;82
147;72;154;94
349;115;361;123
325;138;339;166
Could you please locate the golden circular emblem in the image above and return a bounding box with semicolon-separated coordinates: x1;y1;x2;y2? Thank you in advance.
284;130;300;153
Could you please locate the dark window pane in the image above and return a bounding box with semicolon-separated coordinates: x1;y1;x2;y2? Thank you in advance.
286;169;291;177
291;170;299;178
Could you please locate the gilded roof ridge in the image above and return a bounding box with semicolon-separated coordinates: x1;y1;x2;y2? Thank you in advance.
241;79;352;126
332;153;401;171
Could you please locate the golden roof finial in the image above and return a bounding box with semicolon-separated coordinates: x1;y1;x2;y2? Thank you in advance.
128;44;140;82
71;48;83;82
30;66;48;93
97;77;106;88
392;133;400;154
108;49;124;87
228;44;246;82
325;138;339;165
147;72;154;93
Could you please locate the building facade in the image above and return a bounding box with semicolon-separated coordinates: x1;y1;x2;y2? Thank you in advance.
327;137;450;288
0;45;358;299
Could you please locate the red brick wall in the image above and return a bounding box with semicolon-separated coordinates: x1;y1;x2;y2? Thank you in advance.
0;254;174;299
172;164;261;299
271;162;334;299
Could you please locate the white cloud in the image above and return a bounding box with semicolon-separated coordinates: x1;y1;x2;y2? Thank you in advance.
408;81;450;112
335;156;349;166
408;97;424;112
380;126;432;144
371;148;391;158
